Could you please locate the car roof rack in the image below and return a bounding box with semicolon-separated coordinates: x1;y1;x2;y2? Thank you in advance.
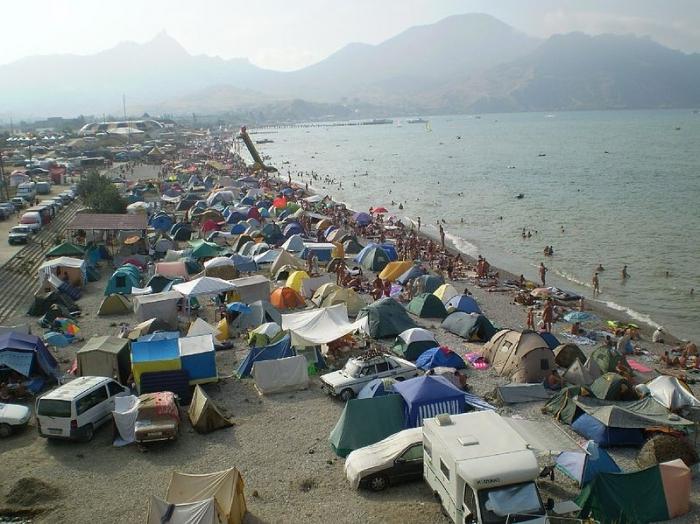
354;349;386;362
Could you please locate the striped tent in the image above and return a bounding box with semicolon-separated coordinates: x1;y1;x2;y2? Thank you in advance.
393;375;466;427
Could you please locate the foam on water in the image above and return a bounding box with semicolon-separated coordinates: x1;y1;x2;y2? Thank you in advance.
602;300;662;330
444;232;480;258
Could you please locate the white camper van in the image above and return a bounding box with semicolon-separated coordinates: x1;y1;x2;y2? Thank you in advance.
423;411;548;524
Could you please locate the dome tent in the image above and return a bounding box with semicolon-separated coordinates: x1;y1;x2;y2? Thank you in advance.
391;328;439;361
406;293;448;319
357;297;416;339
482;329;555;383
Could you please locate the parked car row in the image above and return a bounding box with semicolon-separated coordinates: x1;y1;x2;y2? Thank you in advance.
6;186;77;244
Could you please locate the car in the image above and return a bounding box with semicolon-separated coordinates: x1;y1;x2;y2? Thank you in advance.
10;197;27;211
8;225;32;245
0;403;32;437
134;392;180;444
345;428;424;491
0;202;16;216
320;350;420;401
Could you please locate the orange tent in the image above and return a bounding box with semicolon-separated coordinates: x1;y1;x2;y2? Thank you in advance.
270;287;306;310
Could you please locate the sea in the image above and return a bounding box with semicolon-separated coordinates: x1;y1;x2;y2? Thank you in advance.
251;110;700;342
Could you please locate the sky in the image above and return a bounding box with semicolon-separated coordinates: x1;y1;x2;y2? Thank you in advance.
2;0;699;71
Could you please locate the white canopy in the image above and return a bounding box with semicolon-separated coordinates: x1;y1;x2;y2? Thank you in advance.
646;375;700;410
203;257;235;269
251;322;281;338
38;256;85;272
281;304;364;346
173;277;236;297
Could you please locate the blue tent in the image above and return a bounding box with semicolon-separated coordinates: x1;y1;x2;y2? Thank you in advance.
283;222;304;238
571;413;645;447
379;243;398;261
415;274;444;294
323;226;337;239
396;265;426;285
556;440;620;487
353;212;372;226
446;294;482;314
300;246;333;262
393;375;466;427
236;335;293;377
539;332;560;350
230;254;257;273
0;332;59;379
150;213;174;231
241;196;255;206
226;212;247;224
357;377;398;399
415;347;467;371
354;244;391;271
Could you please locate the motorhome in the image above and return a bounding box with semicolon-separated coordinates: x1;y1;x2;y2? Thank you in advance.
423;411;548;524
16;181;36;202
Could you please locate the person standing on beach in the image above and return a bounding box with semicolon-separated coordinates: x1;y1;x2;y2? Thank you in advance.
539;262;548;286
439;224;445;249
417;217;421;231
592;272;600;296
526;308;535;330
542;300;554;332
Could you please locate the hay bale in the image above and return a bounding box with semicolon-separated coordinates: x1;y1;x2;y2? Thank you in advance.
5;478;60;507
637;434;699;469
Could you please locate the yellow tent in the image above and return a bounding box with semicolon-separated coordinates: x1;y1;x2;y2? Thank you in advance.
320;287;366;317
331;241;345;259
433;283;459;304
379;260;413;281
311;282;341;306
285;270;310;293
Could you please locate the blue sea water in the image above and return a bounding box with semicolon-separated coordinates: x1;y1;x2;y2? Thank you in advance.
252;110;700;341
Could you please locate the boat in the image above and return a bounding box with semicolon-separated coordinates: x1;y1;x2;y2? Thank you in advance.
255;139;274;145
407;118;428;124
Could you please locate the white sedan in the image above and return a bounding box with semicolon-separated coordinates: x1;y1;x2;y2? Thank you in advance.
0;403;31;437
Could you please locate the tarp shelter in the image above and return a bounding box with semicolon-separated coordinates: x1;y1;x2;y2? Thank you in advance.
133;291;182;328
482;330;555;383
378;260;413;282
571;413;645;447
445;294;481;314
497;383;553;404
329;395;405;457
77;336;130;384
38;256;87;288
574;395;693;429
155;261;189;280
415;347;466;371
391;328;438;361
98;294;131;316
433;283;460;304
228;275;271;304
253;355;309;394
553;343;586;368
646;375;700;411
237;335;294;377
147;497;217;524
188;385;233;433
394;375;466;427
354;245;390;272
281;304;362;346
131;337;181;387
406;293;448;319
228;300;282;332
270;287;305;310
357;298;416;339
556;440;620;487
45;242;85;259
179;335;218;384
285;270;309;293
576;460;691;523
104;264;141;295
166;468;247;524
590;373;636;401
0;332;59;379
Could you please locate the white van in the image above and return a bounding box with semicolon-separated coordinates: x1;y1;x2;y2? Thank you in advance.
36;376;129;442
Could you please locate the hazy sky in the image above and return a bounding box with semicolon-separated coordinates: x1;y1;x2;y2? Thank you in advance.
3;0;699;70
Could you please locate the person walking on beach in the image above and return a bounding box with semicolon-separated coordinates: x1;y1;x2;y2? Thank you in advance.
592;272;600;296
539;262;548;287
526;308;535;330
621;265;629;279
542;300;554;332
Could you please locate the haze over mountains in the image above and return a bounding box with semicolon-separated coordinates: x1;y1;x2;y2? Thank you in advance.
3;13;700;119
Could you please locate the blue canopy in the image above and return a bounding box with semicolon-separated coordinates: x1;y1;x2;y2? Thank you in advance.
236;335;293;377
446;294;481;314
415;347;467;371
353;212;372;226
150;214;174;231
0;332;59;379
393;375;466;427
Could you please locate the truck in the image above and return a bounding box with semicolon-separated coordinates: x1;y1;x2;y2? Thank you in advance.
423;411;549;524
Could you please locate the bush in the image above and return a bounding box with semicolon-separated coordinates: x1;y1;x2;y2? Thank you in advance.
77;171;126;214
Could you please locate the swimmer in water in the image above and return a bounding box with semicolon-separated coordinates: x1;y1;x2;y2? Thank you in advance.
622;265;629;279
596;263;605;272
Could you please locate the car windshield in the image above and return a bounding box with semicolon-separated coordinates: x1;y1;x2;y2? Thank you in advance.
476;482;544;524
37;399;71;417
344;361;362;378
11;228;28;233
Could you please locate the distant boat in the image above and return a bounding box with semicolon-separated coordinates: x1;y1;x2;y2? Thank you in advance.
256;139;274;144
363;119;393;125
407;118;428;124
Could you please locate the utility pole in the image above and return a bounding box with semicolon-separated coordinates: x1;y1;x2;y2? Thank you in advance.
0;149;8;201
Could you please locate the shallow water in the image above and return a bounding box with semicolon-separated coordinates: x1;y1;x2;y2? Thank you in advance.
253;110;700;341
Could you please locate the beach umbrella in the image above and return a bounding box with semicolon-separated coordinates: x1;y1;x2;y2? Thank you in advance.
372;207;388;214
563;311;599;324
353;212;372;226
227;302;252;314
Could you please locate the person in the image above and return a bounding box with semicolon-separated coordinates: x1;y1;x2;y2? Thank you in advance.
652;327;665;344
463;287;472;296
335;258;346;285
539;262;547;286
616;329;632;354
519;274;526;287
578;297;585;311
542;300;553;332
526;308;535;330
622;265;629;279
592;272;600;296
383;279;392;298
661;351;680;367
604;335;614;349
417;216;421;231
544;369;563;391
570;321;581;336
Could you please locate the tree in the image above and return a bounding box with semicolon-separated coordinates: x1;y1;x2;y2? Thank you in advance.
77;171;126;213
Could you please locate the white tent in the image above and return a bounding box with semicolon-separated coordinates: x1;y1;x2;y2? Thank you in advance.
38;256;87;285
188;318;218;336
303;194;324;203
646;376;700;410
269;250;306;277
281;234;305;252
203;257;236;269
133;290;182;327
147;496;218;524
253;249;281;265
229;275;271;304
250;322;281;338
396;327;437;345
253;355;309;394
173;277;236;297
281;304;364;346
300;274;334;298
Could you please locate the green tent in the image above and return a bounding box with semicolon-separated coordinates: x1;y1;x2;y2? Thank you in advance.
329;395;405;457
543;385;583;425
590;347;622;373
406;293;448;319
590;372;636;401
46;242;85;258
357;297;416;339
577;465;669;523
188;240;222;259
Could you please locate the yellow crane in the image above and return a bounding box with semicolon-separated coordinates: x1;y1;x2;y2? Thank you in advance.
237;126;277;172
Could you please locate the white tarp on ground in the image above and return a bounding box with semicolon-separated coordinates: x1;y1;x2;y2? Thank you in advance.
133;290;182;327
188;318;218;336
345;428;423;489
504;417;580;456
112;395;139;446
147;496;217;524
252;355;309;394
281;304;364;346
173;276;236;297
300;274;333;298
646;376;700;410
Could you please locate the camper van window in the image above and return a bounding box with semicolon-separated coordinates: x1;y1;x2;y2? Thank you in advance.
478;482;543;524
76;386;108;415
440;459;450;480
107;381;124;396
540;359;550;370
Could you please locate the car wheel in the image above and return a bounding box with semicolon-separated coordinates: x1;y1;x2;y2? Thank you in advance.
0;423;12;438
368;474;389;492
81;424;94;442
340;389;355;402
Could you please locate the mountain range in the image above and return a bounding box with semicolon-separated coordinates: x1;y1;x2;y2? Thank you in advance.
2;13;700;119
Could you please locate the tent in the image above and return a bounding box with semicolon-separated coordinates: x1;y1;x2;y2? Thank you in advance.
269;250;306;277
285;270;309;293
391;328;438;361
38;256;87;288
316;287;366;317
556;440;620;486
229;254;257;273
270;287;305;310
577;460;691;523
497;383;553;404
396;264;425;285
166;468;247;524
354;245;390;272
563;357;602;387
45;242;85;259
188;385;233;433
77;336;131;384
357;377;398;399
253;355;309;394
173;277;235;298
127;318;171;341
311;282;341;306
406;293;448;319
571;413;645;447
130;337;181;387
189;240;223;260
204;257;238;280
228;300;282;332
236;335;294;377
415;347;466;371
228;275;271;304
393;375;466;427
188;318;218;337
433;283;460;304
441;312;497;342
590;373;636;401
133;291;182;328
445;294;481;314
247;322;283;347
97;294;131;316
179;335;217;384
0;332;59;379
543;385;585;425
104;264;141;295
281;234;305;252
553;343;586;368
147;496;217;524
539;332;560;350
378;260;413;282
329;395;405;458
281;304;361;346
590;346;623;373
342;237;364;255
155;261;189;280
646;376;700;411
414;274;444;294
357;298;416;339
482;330;555;383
